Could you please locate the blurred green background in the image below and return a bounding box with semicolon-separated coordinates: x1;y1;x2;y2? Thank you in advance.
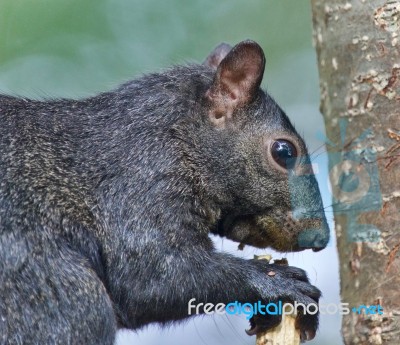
0;0;314;101
0;1;341;344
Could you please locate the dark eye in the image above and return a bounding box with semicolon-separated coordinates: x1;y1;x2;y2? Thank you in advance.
271;140;298;169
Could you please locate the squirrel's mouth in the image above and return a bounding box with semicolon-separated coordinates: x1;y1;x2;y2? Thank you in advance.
217;211;299;251
215;210;329;252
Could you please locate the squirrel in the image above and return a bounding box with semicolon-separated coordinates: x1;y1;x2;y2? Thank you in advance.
0;40;329;344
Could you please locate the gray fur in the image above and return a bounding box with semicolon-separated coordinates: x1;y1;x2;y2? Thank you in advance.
0;41;328;344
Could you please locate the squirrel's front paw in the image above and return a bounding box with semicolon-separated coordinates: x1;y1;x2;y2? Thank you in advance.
246;308;318;342
247;262;321;341
246;296;318;342
246;313;282;336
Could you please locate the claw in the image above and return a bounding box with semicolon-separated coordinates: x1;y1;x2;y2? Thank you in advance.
300;330;306;343
245;319;261;336
300;329;316;342
245;324;260;336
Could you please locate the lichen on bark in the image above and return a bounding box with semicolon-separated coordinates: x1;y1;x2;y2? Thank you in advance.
311;0;400;344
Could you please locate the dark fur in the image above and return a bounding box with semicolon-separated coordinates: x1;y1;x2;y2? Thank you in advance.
0;41;328;344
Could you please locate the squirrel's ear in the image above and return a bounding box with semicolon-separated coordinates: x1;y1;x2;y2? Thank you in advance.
206;40;265;127
203;43;232;70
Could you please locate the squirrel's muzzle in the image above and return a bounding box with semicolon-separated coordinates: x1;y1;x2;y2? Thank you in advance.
216;208;330;253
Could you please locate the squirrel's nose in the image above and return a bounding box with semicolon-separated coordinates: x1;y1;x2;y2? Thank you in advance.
311;233;330;251
298;221;330;251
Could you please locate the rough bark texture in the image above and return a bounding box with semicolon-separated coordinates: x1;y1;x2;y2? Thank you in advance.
311;0;400;344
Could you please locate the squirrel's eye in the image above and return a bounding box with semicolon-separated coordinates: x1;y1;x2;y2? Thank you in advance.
271;140;298;169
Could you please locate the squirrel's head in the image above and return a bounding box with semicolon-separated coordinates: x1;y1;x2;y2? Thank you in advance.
186;40;329;252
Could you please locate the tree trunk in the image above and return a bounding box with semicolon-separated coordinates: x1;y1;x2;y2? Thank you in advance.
311;0;400;344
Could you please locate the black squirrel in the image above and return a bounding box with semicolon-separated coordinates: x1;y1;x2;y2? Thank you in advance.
0;40;329;344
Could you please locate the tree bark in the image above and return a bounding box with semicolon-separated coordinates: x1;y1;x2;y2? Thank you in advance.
311;0;400;344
